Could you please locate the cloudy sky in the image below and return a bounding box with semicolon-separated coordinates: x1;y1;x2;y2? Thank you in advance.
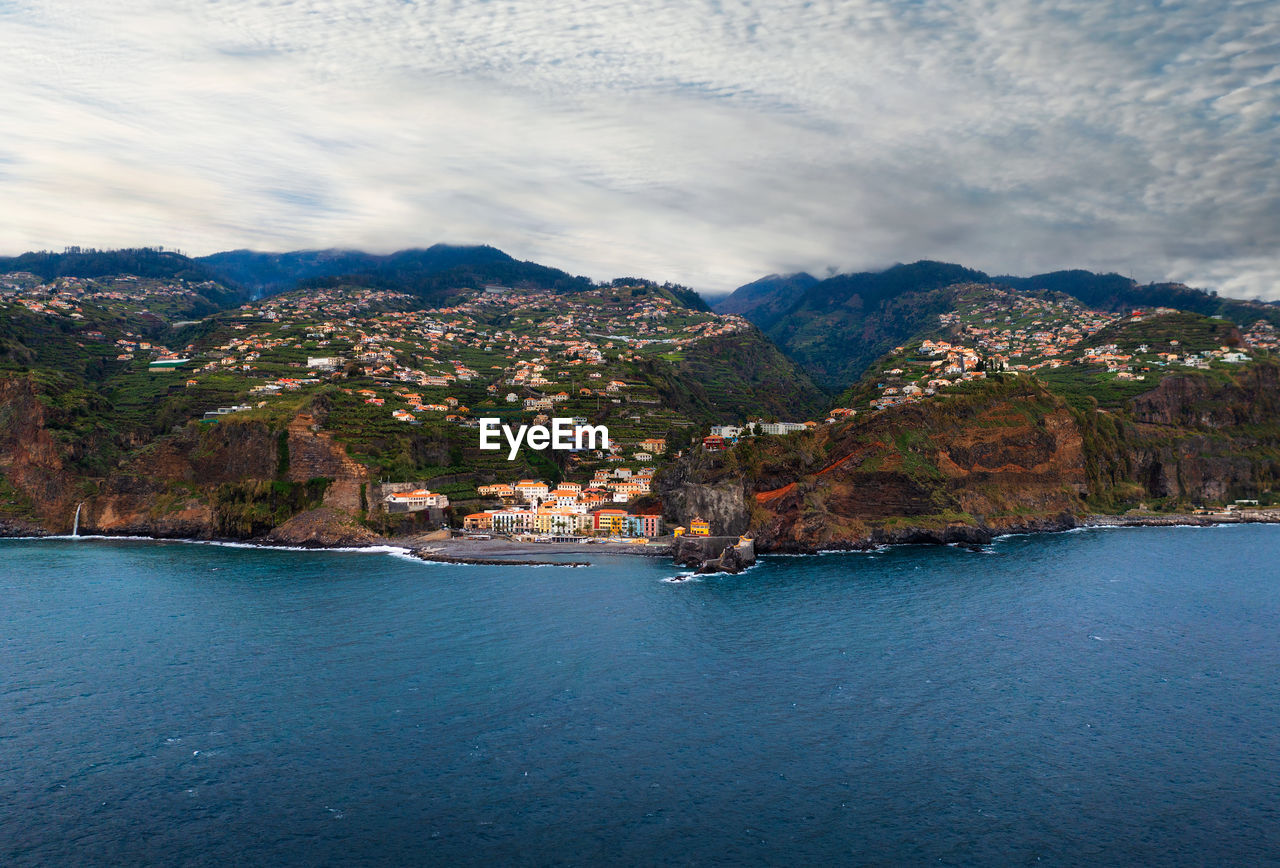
1;0;1277;297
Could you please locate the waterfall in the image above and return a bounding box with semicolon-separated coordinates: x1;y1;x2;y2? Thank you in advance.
72;502;82;538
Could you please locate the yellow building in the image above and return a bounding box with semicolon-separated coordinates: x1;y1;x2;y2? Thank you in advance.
593;509;629;536
672;526;686;537
535;508;589;535
690;517;711;536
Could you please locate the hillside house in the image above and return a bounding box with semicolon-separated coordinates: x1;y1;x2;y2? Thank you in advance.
384;489;449;512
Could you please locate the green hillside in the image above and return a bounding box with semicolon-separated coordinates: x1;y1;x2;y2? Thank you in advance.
717;260;1280;393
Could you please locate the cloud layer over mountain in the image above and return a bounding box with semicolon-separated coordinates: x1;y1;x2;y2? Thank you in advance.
2;0;1277;296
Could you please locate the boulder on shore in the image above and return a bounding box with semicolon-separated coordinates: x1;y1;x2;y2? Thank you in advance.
262;508;382;548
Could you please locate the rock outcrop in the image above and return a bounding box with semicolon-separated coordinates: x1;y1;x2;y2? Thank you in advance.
263;508;382;547
750;384;1088;551
286;413;370;511
653;365;1280;554
654;458;750;535
674;535;756;574
1131;365;1280;429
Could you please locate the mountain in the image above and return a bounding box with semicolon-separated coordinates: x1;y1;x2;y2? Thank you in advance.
713;261;984;391
0;248;243;304
195;249;380;295
198;244;594;303
717;261;1280;392
991;270;1280;334
3;244;1279;546
711;272;817;323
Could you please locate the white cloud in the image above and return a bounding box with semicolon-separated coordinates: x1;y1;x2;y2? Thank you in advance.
1;0;1278;297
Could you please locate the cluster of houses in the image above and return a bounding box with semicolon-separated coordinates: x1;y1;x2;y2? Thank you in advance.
0;272;211;323
200;282;744;434
864;340;996;411
462;468;663;538
248;287;415;322
462;507;663;539
1243;320;1279;351
939;287;1119;362
197;326;302;374
850;290;1273;413
477;467;656;506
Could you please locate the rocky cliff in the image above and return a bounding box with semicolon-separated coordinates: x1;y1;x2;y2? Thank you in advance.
1130;364;1280;428
0;372;378;544
0;376;77;530
5;360;1278;550
657;368;1280;553
1103;363;1280;504
656;380;1085;552
655;461;750;535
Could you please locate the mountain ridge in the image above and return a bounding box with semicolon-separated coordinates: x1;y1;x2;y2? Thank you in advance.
715;260;1280;391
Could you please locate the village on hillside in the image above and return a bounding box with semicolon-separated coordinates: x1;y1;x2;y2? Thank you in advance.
4;271;1277;537
0;273;796;533
850;285;1266;413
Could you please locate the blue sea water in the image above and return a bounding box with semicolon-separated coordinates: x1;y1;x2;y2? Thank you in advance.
2;527;1279;866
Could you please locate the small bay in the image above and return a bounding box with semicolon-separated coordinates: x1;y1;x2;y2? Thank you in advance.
3;526;1278;865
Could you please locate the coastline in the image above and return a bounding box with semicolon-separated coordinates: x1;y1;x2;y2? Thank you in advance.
1082;511;1280;528
0;529;674;563
4;510;1278;563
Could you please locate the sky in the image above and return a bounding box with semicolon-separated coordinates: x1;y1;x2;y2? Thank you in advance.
1;1;1277;298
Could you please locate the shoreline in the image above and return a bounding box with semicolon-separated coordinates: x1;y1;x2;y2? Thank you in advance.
0;530;676;562
1082;511;1280;528
3;511;1278;562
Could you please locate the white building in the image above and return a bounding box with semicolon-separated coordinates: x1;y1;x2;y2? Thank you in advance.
513;480;550;502
307;356;345;370
491;509;535;534
384;489;449;512
710;425;743;439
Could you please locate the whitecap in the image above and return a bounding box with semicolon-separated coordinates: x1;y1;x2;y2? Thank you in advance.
3;534;428;562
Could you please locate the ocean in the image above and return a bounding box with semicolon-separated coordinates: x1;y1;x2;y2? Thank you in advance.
3;526;1278;865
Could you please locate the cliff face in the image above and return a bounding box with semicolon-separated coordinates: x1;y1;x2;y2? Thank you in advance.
656;458;750;535
83;415;373;539
0;376;76;529
83;419;280;537
0;372;375;542
1116;363;1280;503
659;382;1087;552
285;413;370;511
659;366;1280;553
755;389;1087;551
1130;365;1280;428
1125;438;1265;503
